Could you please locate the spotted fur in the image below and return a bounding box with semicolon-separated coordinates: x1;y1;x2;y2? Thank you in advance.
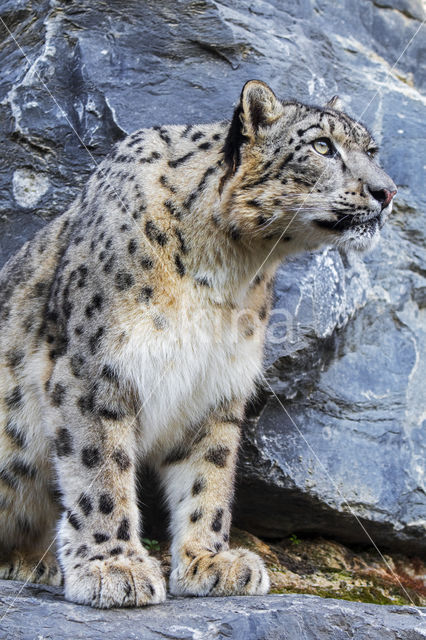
0;81;396;607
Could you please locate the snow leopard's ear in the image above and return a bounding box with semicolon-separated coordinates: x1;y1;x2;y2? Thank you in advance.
240;80;284;139
325;95;343;111
223;81;283;185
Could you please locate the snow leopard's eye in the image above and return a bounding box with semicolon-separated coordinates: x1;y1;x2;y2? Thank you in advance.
366;147;378;158
312;138;334;156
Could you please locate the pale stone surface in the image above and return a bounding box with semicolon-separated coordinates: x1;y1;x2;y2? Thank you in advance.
0;580;425;640
12;168;50;208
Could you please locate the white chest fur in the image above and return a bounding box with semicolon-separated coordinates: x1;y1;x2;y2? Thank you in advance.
116;299;263;454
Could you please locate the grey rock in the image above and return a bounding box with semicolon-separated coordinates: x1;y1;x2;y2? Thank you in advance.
0;580;425;640
0;0;425;554
236;198;426;554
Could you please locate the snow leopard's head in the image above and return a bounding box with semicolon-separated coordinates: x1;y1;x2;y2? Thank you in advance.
222;80;396;254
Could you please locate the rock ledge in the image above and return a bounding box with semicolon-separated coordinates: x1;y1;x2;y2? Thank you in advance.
0;580;425;640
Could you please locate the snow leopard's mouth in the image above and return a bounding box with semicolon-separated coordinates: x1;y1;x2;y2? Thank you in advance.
315;210;383;233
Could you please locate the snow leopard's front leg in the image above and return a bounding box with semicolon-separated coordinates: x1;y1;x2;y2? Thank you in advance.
53;394;166;608
160;405;270;597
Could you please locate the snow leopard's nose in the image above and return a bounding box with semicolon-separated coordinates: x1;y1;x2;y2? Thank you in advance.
368;186;397;210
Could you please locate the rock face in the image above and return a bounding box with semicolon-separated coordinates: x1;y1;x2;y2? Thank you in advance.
0;580;425;640
0;0;425;556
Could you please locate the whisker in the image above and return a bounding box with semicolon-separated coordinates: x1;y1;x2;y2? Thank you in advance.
332;213;351;228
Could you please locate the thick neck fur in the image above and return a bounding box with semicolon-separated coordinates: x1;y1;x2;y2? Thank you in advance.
122;122;287;307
